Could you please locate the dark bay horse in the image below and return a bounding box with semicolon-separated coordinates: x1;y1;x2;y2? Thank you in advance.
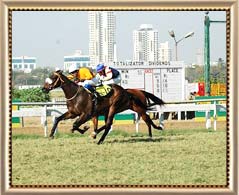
90;88;165;139
42;70;152;144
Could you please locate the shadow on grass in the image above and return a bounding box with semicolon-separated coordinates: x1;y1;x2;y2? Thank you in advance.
104;136;185;144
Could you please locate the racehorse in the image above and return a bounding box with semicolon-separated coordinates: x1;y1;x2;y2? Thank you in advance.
42;70;161;144
90;88;165;139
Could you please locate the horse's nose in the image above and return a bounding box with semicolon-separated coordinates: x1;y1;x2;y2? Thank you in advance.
42;87;47;93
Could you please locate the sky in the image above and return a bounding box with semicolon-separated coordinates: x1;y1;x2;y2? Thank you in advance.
12;11;226;68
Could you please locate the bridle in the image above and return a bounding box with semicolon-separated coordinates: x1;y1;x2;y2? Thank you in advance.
51;72;81;101
50;72;65;88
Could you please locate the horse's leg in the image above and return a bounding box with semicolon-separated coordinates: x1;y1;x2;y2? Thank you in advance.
97;111;114;144
132;101;163;138
91;113;109;139
140;113;153;138
72;113;91;134
130;102;153;138
91;116;98;139
49;111;75;138
140;112;163;138
150;119;163;130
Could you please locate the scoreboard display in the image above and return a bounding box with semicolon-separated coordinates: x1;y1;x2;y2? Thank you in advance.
160;67;184;101
112;61;185;101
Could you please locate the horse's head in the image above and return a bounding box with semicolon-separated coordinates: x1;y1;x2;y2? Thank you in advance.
42;70;64;93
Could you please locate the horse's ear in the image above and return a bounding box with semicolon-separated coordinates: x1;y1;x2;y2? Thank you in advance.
55;67;63;74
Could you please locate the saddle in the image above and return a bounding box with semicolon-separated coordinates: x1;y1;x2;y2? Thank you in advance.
90;84;113;115
95;84;113;97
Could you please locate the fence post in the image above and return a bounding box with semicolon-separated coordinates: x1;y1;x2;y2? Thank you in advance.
178;111;181;120
213;101;217;131
43;105;48;137
21;117;24;127
205;110;211;129
135;113;139;133
158;112;164;129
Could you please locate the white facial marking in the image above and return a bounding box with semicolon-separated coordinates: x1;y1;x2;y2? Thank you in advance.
45;78;53;84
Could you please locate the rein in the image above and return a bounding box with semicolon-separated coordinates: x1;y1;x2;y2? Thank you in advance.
66;86;81;101
52;72;81;101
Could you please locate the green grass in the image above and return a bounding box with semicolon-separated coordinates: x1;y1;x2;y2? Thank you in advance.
11;129;227;186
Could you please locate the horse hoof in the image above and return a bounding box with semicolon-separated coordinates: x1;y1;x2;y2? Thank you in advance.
97;140;103;145
83;126;90;131
90;132;97;139
148;137;153;141
90;135;97;139
49;136;54;140
159;124;164;130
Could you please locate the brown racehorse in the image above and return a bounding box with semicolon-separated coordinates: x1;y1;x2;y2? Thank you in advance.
42;70;153;144
90;88;165;139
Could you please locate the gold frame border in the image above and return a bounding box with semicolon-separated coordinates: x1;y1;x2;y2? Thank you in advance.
1;0;238;194
7;7;231;190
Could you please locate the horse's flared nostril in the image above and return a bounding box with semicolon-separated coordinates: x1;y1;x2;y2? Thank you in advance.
42;87;48;93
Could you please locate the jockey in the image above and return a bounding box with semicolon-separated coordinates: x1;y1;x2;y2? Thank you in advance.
68;64;99;93
96;63;121;85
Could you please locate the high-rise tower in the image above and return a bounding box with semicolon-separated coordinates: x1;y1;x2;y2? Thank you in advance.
133;24;159;62
88;11;116;66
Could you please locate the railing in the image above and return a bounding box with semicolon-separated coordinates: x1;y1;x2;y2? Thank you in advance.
12;98;226;137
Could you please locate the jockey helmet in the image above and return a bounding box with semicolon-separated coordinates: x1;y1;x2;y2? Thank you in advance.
69;64;78;74
96;63;105;73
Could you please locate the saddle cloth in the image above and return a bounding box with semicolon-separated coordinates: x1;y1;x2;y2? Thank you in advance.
96;85;112;97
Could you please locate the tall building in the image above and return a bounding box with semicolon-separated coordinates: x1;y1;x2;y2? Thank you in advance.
63;50;90;72
158;41;172;62
12;56;36;73
88;11;116;67
133;24;159;62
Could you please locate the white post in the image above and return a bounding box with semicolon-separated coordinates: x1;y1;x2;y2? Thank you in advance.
178;111;181;120
205;110;211;129
135;113;139;133
43;105;48;137
213;101;217;131
159;112;164;129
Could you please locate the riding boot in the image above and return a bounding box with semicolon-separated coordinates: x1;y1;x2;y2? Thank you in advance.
90;88;99;112
92;92;98;106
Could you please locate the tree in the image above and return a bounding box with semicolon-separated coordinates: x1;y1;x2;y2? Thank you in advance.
13;67;55;87
185;62;226;84
12;87;50;102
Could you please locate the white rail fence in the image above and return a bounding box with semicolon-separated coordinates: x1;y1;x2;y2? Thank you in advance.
12;98;226;137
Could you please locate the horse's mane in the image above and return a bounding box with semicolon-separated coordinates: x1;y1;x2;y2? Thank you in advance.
57;70;79;87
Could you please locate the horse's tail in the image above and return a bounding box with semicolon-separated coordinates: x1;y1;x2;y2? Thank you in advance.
141;90;165;107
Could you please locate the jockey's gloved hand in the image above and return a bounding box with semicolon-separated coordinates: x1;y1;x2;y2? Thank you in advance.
98;79;103;86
